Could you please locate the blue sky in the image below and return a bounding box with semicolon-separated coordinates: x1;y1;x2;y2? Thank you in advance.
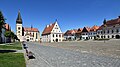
0;0;120;33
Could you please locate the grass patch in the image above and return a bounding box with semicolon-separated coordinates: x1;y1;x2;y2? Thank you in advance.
0;53;26;67
0;42;22;50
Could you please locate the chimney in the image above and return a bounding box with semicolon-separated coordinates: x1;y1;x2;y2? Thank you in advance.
46;25;49;27
50;23;52;26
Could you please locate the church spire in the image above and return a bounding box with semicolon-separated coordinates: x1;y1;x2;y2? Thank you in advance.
16;9;22;24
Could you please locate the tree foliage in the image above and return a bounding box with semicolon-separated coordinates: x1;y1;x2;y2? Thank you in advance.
4;31;18;40
103;18;107;25
0;11;5;33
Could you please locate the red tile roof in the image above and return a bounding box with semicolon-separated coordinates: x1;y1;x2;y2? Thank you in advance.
42;22;55;35
90;25;100;32
76;28;83;34
64;29;77;36
105;18;120;26
98;17;120;30
24;27;39;32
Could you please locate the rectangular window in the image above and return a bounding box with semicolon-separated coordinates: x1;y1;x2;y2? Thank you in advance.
59;34;61;37
53;34;54;37
36;33;37;39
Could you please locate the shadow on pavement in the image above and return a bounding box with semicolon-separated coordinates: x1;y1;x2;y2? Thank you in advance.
0;50;16;53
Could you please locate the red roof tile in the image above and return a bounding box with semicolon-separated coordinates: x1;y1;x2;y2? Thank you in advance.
64;29;77;36
90;25;100;32
76;28;83;34
98;17;120;30
42;22;55;35
24;27;39;32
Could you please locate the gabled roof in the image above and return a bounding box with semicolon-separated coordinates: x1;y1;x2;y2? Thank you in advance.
90;25;99;32
76;28;83;34
42;22;56;35
64;29;77;36
24;27;39;32
82;27;91;32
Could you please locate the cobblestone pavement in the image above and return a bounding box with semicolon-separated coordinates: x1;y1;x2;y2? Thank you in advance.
26;40;120;67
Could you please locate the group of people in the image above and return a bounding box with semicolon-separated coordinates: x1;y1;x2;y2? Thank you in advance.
22;41;35;59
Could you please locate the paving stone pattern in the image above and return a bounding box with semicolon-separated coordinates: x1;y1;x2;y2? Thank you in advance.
26;41;120;67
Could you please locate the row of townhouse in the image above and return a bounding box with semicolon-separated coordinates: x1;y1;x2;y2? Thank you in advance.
64;25;99;41
0;23;11;43
64;16;120;40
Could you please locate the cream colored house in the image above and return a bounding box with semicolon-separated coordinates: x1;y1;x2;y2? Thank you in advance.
16;10;40;42
42;21;63;42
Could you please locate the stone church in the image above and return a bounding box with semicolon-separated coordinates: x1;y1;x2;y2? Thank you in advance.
16;10;40;42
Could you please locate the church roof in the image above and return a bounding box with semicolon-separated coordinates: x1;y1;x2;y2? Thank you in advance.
42;22;55;35
16;10;22;24
24;27;39;32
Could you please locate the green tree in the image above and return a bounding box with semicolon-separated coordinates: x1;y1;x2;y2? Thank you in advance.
0;11;5;43
103;18;107;25
4;31;19;42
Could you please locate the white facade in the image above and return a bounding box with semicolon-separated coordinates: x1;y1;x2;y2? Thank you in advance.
81;32;89;40
24;31;40;42
16;23;23;41
42;22;63;42
97;25;120;39
89;31;97;39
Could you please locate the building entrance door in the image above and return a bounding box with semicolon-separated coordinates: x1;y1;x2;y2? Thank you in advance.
56;39;58;42
116;35;120;39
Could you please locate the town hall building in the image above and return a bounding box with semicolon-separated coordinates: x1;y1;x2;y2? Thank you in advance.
16;10;40;42
41;20;63;42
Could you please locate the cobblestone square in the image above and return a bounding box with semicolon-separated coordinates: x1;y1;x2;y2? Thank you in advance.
26;40;120;67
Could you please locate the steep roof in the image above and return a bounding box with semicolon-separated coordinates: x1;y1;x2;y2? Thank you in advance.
24;27;39;32
16;10;22;24
82;27;91;32
76;28;83;34
42;22;56;35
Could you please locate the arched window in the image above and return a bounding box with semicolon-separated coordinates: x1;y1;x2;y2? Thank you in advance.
116;29;119;33
18;27;20;30
56;34;58;37
53;34;54;37
107;30;109;34
112;30;114;33
112;35;114;38
108;35;109;38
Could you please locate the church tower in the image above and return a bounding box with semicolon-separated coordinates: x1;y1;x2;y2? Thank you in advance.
16;10;23;41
